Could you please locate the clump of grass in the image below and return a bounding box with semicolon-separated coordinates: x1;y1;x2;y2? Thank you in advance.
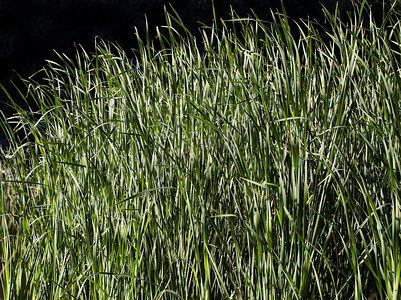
1;4;400;299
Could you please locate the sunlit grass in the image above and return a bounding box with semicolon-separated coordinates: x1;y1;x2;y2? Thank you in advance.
1;4;400;299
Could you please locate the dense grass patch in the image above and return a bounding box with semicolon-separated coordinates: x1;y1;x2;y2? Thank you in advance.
1;5;400;299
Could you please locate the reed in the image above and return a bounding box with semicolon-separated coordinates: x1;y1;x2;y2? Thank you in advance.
0;4;400;299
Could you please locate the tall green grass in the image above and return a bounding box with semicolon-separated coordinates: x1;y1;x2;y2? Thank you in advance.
1;5;400;299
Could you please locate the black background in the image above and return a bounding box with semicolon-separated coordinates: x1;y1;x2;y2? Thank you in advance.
0;0;364;120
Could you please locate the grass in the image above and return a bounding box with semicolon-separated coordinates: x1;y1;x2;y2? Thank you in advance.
0;3;400;299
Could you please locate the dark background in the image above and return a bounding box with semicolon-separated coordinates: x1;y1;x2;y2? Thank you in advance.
0;0;384;120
